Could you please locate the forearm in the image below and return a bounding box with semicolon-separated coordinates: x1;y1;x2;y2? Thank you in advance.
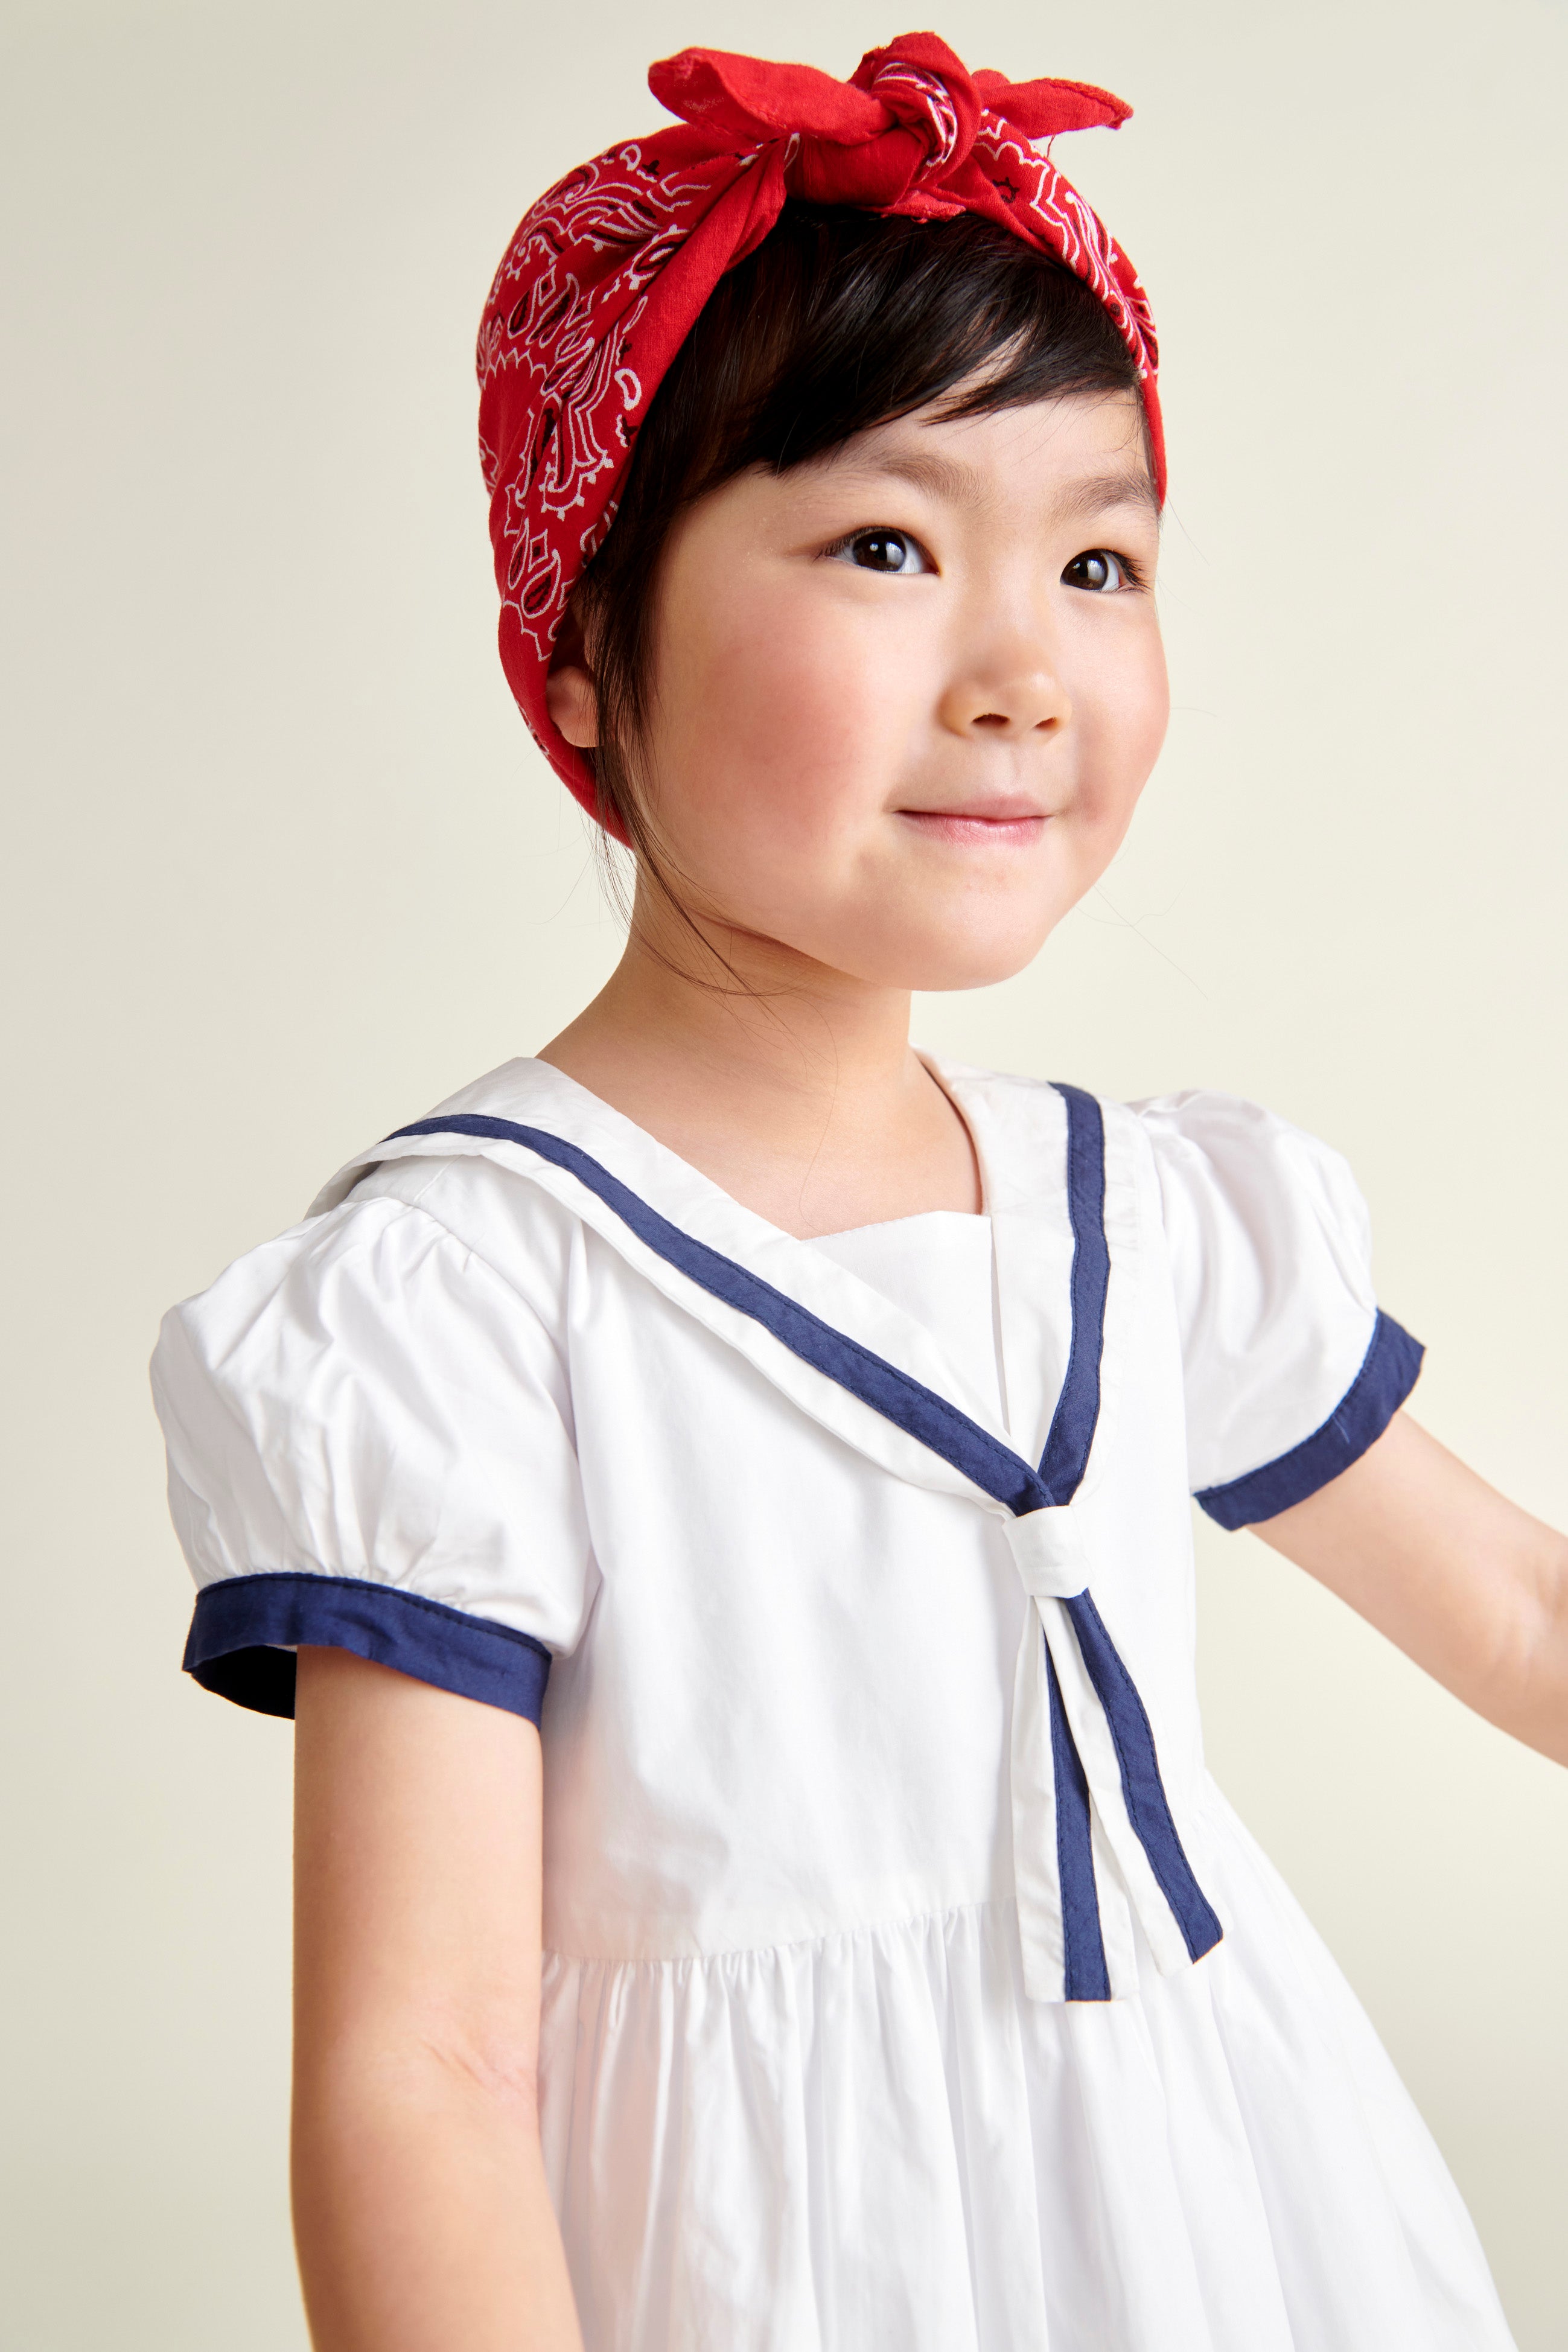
293;2033;583;2352
1257;1413;1568;1766
1480;1534;1568;1765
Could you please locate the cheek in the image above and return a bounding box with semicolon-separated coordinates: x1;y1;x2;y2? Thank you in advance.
650;573;919;870
1071;624;1170;848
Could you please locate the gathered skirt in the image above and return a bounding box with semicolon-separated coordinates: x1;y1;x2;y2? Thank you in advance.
538;1781;1514;2352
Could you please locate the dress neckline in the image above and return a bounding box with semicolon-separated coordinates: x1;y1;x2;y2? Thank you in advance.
314;1050;1093;1482
814;1206;993;1245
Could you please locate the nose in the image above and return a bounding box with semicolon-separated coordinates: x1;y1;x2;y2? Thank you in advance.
937;636;1072;739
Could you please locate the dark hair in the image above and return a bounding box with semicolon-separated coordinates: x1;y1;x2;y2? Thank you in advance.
572;202;1147;894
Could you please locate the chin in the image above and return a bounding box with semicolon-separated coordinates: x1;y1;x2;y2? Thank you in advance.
841;915;1056;993
911;946;1048;991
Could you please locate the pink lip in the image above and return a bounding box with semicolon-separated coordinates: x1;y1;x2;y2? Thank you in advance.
896;805;1049;847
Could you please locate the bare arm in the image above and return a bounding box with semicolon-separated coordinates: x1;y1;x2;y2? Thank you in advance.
1252;1411;1568;1766
292;1648;584;2352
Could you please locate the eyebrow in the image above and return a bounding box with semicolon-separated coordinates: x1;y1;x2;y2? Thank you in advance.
841;445;1161;524
1050;465;1163;526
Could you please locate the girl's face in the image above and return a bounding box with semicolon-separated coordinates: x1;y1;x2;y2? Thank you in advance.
555;386;1168;992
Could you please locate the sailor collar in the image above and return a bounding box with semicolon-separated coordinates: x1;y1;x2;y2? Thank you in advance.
314;1053;1222;2005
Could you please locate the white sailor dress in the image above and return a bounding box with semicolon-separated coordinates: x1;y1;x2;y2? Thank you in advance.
150;1056;1517;2352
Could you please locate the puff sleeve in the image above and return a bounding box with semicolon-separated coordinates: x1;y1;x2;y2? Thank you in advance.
1133;1092;1424;1529
150;1191;597;1719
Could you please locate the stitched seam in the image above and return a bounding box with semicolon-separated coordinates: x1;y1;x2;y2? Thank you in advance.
193;1570;553;1660
1194;1311;1421;1521
341;1192;573;1356
543;1891;1033;1971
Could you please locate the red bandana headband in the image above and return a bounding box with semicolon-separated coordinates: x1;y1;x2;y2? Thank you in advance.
477;32;1161;827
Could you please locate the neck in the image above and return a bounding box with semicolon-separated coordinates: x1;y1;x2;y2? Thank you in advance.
537;887;980;1235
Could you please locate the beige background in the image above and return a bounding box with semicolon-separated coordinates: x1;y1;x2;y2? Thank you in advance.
2;0;1565;2344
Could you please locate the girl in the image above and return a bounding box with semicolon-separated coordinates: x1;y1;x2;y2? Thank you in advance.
151;34;1566;2352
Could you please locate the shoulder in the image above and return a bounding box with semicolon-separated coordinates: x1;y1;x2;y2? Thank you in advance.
164;1052;605;1359
933;1059;1197;1216
159;1157;575;1371
1124;1088;1373;1281
343;1151;581;1323
928;1058;1365;1225
932;1057;1146;1158
150;1135;601;1718
1129;1087;1362;1191
1117;1091;1421;1518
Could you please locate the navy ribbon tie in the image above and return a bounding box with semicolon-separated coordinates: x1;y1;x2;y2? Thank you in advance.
1045;1641;1110;2003
1001;1499;1220;2001
1065;1593;1222;1966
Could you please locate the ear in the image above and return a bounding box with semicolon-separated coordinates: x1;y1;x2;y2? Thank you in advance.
545;602;599;748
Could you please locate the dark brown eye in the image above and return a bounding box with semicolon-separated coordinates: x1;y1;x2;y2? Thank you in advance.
1063;550;1129;593
841;529;927;575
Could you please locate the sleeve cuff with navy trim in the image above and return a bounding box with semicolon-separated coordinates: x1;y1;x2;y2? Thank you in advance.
1194;1310;1424;1531
182;1572;553;1721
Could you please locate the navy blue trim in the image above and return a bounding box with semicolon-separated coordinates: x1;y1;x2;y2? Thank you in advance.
1045;1640;1111;2001
1065;1595;1223;1965
1037;1086;1111;1504
1195;1311;1424;1531
392;1114;1056;1515
182;1573;553;1721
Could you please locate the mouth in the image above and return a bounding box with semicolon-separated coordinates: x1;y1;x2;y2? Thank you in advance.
894;800;1050;849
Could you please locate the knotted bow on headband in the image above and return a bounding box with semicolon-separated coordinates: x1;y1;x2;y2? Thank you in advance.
477;33;1162;826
